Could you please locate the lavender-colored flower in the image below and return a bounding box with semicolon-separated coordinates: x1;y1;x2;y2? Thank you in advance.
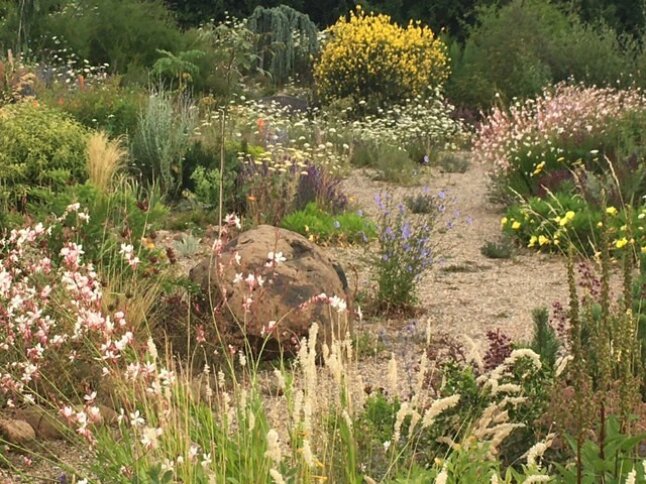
375;193;384;210
401;222;411;240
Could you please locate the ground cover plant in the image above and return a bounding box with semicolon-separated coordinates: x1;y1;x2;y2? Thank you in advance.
4;2;646;483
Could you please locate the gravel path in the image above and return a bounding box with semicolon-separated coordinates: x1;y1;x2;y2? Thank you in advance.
334;159;570;363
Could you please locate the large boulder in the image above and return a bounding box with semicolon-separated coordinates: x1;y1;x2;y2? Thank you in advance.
189;225;350;355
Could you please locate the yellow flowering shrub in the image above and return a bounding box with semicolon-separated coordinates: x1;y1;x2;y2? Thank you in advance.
314;8;449;108
502;194;646;256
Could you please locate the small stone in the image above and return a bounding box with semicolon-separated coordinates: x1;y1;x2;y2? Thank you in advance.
97;404;119;426
12;406;66;440
0;418;36;445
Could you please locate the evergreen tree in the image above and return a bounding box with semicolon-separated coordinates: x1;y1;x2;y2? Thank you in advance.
247;4;318;85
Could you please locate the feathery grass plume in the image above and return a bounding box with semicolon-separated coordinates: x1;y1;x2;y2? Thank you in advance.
421;395;461;429
525;433;554;467
86;131;126;193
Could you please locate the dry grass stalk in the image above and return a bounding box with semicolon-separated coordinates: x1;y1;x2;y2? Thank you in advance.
87;131;126;193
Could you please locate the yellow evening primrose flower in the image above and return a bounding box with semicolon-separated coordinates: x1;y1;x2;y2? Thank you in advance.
500;216;508;227
532;161;546;176
641;246;646;254
512;221;521;230
606;206;618;216
528;235;537;248
558;211;575;226
615;237;628;249
538;235;550;246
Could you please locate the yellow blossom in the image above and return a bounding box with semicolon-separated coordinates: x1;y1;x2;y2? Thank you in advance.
528;235;537;247
314;8;449;104
615;237;628;249
512;221;521;230
538;235;550;246
606;206;618;216
558;211;575;227
532;161;546;176
500;217;508;227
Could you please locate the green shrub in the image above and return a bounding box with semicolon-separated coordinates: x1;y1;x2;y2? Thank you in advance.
43;78;145;137
41;0;182;77
0;101;89;212
529;307;560;370
480;238;514;259
281;202;376;244
189;166;237;209
404;190;442;215
448;0;633;109
502;192;602;255
24;181;167;268
248;5;319;85
350;142;420;185
183;18;258;99
375;192;441;310
131;91;197;199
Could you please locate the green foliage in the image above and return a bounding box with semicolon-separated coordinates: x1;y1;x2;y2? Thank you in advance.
404;190;441;215
0;101;89;212
42;78;145;137
530;307;560;369
41;0;182;77
24;181;167;267
556;416;646;483
436;151;470;174
173;232;201;257
248;5;319;85
189;166;237;209
375;193;438;310
280;202;376;244
186;17;259;99
92;385;272;483
131;91;197;199
632;258;646;395
502;192;602;255
480;238;513;259
0;0;61;53
351;142;420;185
182;139;247;212
164;0;355;29
353;393;399;478
448;0;634;109
152;49;206;91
